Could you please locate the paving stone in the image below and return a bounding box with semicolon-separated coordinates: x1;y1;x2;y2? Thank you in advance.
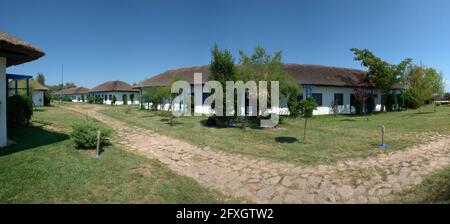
266;176;282;185
256;186;274;199
281;176;294;187
336;185;354;199
307;176;322;188
68;106;450;204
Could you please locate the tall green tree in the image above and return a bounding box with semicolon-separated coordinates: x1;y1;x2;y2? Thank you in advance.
237;46;299;120
350;48;412;111
404;65;445;110
36;73;46;85
238;46;298;97
209;44;237;124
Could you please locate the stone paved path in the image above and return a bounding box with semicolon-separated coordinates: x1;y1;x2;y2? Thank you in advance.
66;105;450;204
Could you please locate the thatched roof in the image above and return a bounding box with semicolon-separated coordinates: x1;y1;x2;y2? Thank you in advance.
8;80;49;91
0;31;45;67
55;87;90;95
135;64;403;89
89;80;138;93
134;65;209;88
284;64;372;88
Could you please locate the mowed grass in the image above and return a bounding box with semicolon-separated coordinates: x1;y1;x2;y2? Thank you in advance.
0;105;230;203
99;104;450;165
397;168;450;204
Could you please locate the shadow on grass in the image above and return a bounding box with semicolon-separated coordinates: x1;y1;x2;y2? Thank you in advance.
275;136;298;144
199;117;264;130
1;126;69;157
339;119;356;122
160;118;184;126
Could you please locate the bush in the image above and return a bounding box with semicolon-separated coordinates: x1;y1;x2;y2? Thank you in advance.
44;94;51;106
87;96;95;104
123;95;128;105
94;96;104;104
71;121;112;149
7;95;33;131
402;91;421;109
111;95;117;105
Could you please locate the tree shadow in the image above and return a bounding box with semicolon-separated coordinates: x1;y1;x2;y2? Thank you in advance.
339;119;356;122
275;136;298;144
1;126;69;157
160;118;184;126
199;117;264;130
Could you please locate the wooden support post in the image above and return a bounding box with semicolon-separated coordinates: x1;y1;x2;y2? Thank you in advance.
381;125;385;146
96;130;101;158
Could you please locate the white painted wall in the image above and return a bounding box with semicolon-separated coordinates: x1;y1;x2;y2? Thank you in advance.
305;86;382;115
0;57;7;147
32;91;45;107
139;85;389;116
68;94;86;102
90;91;139;105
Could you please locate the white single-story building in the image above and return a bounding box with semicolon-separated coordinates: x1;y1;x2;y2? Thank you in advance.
55;87;90;102
9;80;49;107
89;80;139;105
134;64;403;115
0;31;45;147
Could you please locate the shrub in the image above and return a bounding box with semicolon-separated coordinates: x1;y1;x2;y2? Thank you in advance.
123;95;128;105
402;91;421;109
111;95;117;105
71;121;112;149
44;94;51;106
97;96;104;104
287;94;301;117
87;96;95;104
7;95;33;131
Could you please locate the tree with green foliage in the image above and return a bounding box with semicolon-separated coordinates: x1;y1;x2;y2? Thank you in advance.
36;73;46;85
142;86;170;110
238;46;299;98
130;94;135;105
122;95;128;105
209;44;237;125
298;98;317;141
111;95;117;106
350;48;412;111
237;46;299;125
403;65;445;111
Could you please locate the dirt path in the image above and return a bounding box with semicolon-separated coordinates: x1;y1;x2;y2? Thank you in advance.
66;105;450;203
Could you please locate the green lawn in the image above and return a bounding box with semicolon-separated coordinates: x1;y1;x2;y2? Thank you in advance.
100;104;450;165
0;105;230;203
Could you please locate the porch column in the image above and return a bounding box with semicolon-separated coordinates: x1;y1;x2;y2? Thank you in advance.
0;57;7;147
26;79;29;96
14;80;18;95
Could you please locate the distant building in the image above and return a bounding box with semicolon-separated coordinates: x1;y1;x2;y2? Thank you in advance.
9;80;49;106
55;87;90;102
135;64;403;115
89;80;139;105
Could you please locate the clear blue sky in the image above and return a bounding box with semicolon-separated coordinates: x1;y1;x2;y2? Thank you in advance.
1;0;449;91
